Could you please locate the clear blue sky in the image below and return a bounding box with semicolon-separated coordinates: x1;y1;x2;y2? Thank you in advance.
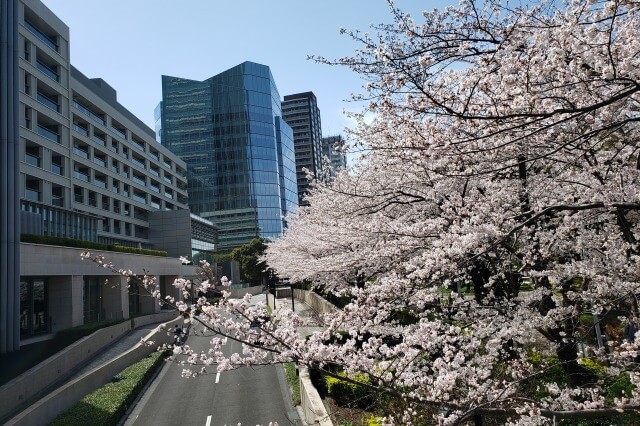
42;0;451;138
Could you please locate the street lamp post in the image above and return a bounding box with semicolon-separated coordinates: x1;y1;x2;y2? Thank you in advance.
290;283;295;312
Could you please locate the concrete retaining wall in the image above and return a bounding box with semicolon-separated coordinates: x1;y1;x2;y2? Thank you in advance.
0;311;179;422
229;285;263;298
6;316;181;425
299;367;333;426
294;289;339;314
0;320;131;421
133;311;180;328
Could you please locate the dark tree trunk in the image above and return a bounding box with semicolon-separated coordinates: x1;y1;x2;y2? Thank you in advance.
556;339;596;387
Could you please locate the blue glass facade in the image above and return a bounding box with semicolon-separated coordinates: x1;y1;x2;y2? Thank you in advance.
160;62;298;250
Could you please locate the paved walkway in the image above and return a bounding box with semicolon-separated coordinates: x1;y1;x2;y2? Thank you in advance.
267;293;325;338
69;324;160;380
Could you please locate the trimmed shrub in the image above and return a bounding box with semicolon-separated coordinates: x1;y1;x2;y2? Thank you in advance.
21;234;167;257
50;351;164;426
55;320;125;345
325;372;375;408
284;363;301;406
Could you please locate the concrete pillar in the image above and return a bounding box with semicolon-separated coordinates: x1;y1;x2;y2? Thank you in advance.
48;276;74;333
138;275;161;314
101;276;124;322
119;276;129;320
70;275;83;327
0;0;20;353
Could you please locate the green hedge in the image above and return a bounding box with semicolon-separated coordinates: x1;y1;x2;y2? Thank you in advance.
21;234;167;257
50;351;164;426
284;363;301;406
55;320;125;345
325;372;375;408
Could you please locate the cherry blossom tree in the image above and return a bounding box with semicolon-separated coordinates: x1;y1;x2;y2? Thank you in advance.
266;0;640;423
86;0;640;424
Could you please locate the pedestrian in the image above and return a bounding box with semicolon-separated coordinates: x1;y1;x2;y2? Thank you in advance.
174;324;183;346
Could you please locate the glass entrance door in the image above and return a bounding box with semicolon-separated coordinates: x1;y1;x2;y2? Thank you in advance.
20;277;48;336
83;277;101;323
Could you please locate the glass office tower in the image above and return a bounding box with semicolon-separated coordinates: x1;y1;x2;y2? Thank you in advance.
160;62;298;250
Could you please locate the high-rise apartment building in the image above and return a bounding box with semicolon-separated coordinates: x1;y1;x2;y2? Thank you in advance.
281;92;323;206
0;0;217;352
159;62;298;251
322;135;347;180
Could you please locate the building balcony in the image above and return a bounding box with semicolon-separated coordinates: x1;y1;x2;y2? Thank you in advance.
25;153;40;167
36;60;59;82
24;20;59;52
73;123;89;137
36;92;59;112
37;124;60;143
73;100;106;126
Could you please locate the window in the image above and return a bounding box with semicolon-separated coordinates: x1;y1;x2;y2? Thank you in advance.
24;106;31;129
23;40;30;61
132;190;146;204
37;90;59;112
74;186;84;203
24;19;59;52
132;155;145;169
51;155;63;175
102;196;110;211
74;166;89;182
131;138;145;152
92;131;106;146
38;121;61;143
88;191;97;207
132;172;145;186
113;200;120;214
72;121;89;137
25;145;40;167
93;152;107;168
150;197;161;209
25;177;41;201
94;174;107;189
111;178;120;194
73;142;89;159
51;185;63;207
36;58;59;82
23;71;31;94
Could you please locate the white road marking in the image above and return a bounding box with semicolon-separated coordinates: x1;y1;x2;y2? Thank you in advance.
223;337;227;345
206;415;212;426
215;372;220;383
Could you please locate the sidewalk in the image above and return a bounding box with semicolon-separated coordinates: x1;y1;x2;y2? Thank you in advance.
266;292;325;338
68;324;160;381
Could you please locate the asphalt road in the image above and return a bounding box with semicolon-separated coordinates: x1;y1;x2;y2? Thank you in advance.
124;304;300;426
